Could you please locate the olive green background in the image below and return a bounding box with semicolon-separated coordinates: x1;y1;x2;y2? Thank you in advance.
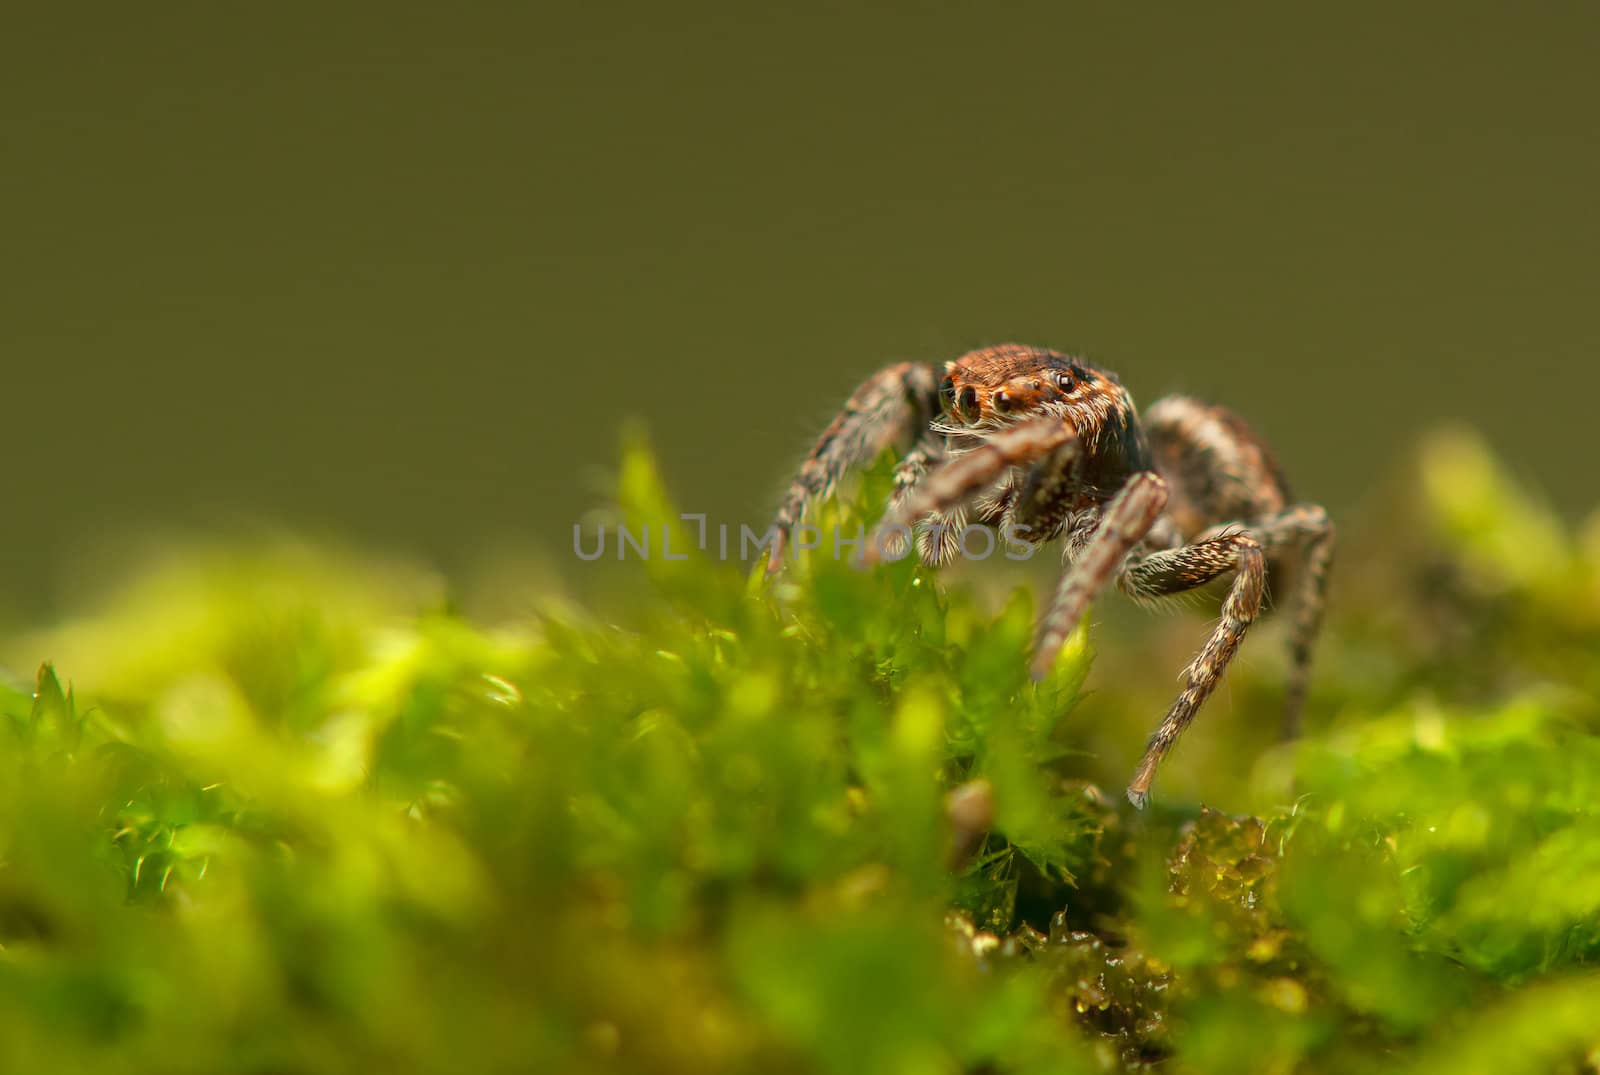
5;4;1596;615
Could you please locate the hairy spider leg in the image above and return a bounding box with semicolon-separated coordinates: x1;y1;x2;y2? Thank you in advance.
1121;533;1267;807
1029;471;1169;680
1247;504;1335;739
767;361;940;573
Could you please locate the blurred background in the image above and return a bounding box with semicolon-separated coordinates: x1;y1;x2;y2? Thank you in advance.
5;3;1597;619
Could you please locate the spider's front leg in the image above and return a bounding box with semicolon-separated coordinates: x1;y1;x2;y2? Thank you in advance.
1027;472;1169;680
1118;532;1268;807
766;361;941;573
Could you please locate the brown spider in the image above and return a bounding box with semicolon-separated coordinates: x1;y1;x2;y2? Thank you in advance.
766;344;1333;807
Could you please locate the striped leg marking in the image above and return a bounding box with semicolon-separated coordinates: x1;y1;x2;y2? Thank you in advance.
1029;472;1168;680
1124;532;1267;808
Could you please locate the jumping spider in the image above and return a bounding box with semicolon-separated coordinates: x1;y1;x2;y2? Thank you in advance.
767;344;1333;807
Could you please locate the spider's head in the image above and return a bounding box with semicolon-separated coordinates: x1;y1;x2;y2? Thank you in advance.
936;344;1135;447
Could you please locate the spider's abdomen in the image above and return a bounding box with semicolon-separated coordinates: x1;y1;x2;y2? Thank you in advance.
1143;396;1292;541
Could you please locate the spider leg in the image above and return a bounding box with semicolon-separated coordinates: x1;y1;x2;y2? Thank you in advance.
1121;532;1267;808
860;417;1076;566
890;432;943;505
1249;504;1335;739
767;361;940;573
1028;471;1168;680
882;432;967;565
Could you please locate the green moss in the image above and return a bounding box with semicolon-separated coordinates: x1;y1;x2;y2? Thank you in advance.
2;431;1599;1073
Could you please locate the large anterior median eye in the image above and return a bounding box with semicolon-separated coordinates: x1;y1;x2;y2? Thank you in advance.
955;385;980;424
938;375;957;414
1054;371;1075;392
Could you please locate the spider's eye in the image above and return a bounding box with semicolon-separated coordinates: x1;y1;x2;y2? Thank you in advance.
992;389;1013;415
1054;371;1075;392
938;375;957;413
955;385;980;424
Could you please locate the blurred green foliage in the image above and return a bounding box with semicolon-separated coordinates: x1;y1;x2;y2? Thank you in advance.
3;431;1600;1074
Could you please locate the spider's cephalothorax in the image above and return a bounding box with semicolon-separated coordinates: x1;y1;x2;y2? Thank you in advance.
767;344;1333;807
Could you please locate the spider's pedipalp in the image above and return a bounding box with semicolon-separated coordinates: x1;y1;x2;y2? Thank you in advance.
914;507;970;566
860;416;1076;566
